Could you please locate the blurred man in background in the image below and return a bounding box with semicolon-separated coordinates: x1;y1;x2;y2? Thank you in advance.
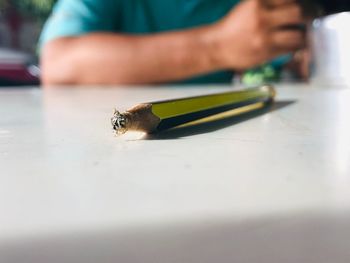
40;0;307;85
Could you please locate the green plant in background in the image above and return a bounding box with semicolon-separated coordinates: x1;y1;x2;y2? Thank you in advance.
0;0;57;52
18;0;57;21
2;0;57;22
241;65;281;86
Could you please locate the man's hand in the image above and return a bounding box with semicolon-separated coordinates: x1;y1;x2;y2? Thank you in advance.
214;0;305;71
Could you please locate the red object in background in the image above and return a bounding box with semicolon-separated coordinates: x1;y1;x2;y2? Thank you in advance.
0;49;40;86
0;63;39;85
0;5;40;86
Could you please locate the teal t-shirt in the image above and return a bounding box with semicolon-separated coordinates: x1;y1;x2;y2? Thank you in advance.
40;0;240;84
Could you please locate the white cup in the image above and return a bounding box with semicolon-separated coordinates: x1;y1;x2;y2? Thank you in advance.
311;12;350;86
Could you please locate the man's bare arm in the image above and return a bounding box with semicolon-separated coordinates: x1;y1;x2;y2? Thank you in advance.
41;26;225;85
41;0;305;86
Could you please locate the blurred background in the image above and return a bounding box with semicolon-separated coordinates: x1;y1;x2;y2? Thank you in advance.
0;0;349;86
0;0;55;86
0;0;56;52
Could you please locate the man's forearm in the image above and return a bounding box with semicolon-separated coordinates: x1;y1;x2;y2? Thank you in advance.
41;25;226;85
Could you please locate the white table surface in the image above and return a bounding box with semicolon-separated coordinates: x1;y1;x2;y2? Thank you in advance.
0;84;350;263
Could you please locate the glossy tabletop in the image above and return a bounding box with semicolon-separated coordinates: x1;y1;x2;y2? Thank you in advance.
0;84;350;263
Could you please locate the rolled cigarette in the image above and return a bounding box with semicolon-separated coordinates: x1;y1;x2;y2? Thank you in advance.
111;85;276;135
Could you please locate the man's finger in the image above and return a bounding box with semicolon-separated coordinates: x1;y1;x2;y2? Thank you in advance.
269;30;305;52
260;0;296;9
264;3;304;28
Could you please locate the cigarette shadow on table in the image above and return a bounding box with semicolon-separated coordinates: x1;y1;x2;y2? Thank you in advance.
145;100;296;140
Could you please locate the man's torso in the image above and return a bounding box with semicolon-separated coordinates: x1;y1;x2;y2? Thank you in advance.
40;0;240;84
